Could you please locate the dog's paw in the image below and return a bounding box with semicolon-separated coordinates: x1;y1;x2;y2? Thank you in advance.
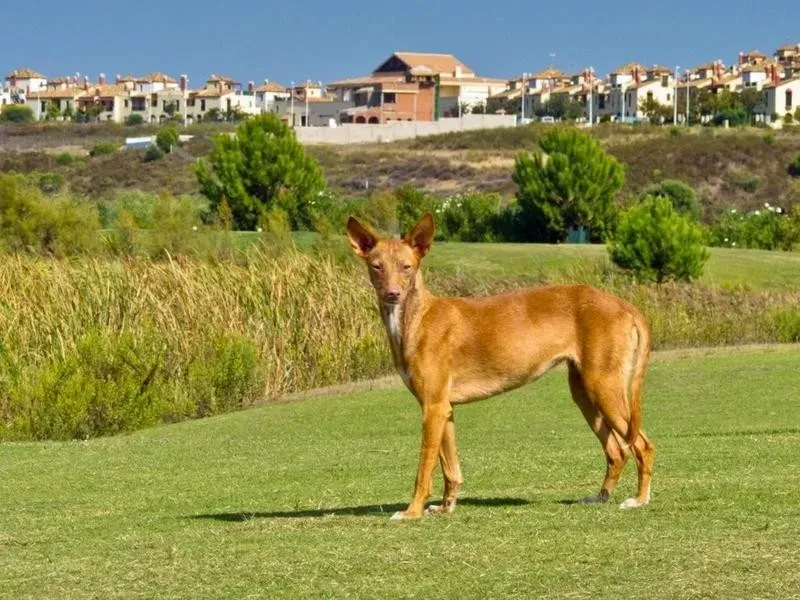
390;510;421;521
425;500;456;516
619;497;646;510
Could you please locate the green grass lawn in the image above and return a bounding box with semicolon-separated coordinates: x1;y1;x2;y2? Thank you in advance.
2;346;799;599
425;241;800;290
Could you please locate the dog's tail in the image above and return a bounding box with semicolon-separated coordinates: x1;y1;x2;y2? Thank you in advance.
626;313;651;446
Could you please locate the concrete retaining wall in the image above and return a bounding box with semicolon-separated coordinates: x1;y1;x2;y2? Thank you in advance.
294;114;517;145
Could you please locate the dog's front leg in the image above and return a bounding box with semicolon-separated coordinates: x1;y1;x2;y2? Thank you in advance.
391;401;451;521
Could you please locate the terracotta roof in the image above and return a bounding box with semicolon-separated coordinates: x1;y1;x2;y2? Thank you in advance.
743;50;767;56
531;67;568;79
193;87;230;98
207;74;236;84
138;72;176;83
646;64;672;74
762;75;800;89
610;62;647;75
777;43;800;51
390;52;474;76
27;87;85;99
47;76;73;85
327;75;405;88
438;76;508;85
256;81;286;93
6;68;45;80
82;84;128;98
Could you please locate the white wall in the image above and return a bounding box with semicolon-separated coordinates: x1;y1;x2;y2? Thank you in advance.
295;114;517;144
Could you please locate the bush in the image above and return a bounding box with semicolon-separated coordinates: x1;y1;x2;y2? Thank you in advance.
155;126;179;153
0;174;101;256
0;104;35;123
143;144;165;162
789;154;800;177
513;127;624;242
89;142;118;157
195;113;325;230
709;205;798;251
56;152;75;166
125;114;145;126
609;195;709;283
713;108;749;127
436;192;503;242
395;185;438;234
34;172;66;194
639;179;701;221
784;113;794;126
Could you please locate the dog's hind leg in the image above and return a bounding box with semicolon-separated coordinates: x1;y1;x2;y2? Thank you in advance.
568;364;629;504
426;414;463;515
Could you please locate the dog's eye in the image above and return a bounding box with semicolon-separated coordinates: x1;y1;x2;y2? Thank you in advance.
371;262;383;271
403;264;413;272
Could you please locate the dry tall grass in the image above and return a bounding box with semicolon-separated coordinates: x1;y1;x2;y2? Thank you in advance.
1;247;797;441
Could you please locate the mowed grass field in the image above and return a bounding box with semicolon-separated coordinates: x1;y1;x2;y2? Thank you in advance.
1;346;799;599
285;231;800;290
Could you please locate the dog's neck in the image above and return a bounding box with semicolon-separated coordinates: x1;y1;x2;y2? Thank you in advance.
379;271;428;373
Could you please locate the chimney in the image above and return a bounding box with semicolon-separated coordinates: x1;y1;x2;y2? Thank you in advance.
98;73;106;85
180;74;188;92
738;51;744;65
83;76;89;91
9;75;16;89
248;80;255;93
116;74;121;84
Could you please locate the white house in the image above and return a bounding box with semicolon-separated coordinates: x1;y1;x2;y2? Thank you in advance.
5;68;47;103
761;76;800;122
254;80;289;113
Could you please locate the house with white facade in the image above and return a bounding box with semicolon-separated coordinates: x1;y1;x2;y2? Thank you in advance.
760;76;800;123
254;80;289;113
185;75;258;122
5;68;47;104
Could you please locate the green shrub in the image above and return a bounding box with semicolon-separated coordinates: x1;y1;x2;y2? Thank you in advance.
436;192;502;242
709;205;796;251
125;114;145;126
609;195;709;283
195;113;324;230
0;104;35;123
56;152;75;166
0;174;101;256
144;144;165;162
513;127;624;242
784;113;794;126
639;179;701;221
789;154;800;177
35;172;67;194
396;185;437;234
713;108;749;127
89;142;118;157
769;307;800;343
155;126;179;153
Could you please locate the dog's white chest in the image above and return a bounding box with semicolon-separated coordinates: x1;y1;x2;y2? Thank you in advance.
385;306;412;390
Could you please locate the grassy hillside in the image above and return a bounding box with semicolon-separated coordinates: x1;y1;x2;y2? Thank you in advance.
2;346;798;599
2;123;799;218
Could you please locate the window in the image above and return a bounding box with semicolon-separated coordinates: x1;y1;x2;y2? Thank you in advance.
201;99;206;111
124;99;129;108
786;90;793;110
383;92;396;104
131;97;146;111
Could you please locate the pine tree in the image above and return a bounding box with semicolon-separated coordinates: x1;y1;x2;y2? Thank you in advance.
609;195;709;283
512;128;625;242
195;114;325;230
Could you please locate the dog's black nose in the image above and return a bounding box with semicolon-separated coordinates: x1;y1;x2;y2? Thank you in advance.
385;290;401;303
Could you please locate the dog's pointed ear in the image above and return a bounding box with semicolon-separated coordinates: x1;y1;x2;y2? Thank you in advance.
346;216;379;258
404;213;435;258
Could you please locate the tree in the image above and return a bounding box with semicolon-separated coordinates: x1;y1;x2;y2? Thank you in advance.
0;104;34;123
155;126;179;153
195;113;325;230
45;102;61;121
609;195;709;283
639;179;701;221
639;97;672;123
61;105;74;121
512;128;625;242
125;114;144;126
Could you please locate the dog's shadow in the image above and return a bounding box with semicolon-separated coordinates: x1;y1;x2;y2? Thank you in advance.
191;497;531;521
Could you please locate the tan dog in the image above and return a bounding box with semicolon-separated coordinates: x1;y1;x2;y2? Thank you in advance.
346;213;655;520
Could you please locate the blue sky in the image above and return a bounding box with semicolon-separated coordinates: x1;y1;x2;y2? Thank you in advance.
4;0;798;87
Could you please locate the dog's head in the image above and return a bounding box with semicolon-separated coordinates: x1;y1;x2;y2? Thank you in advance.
345;214;435;306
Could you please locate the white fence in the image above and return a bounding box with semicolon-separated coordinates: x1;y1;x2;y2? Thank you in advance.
294;114;517;145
